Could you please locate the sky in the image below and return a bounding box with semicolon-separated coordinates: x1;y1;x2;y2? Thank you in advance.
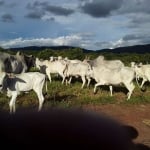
0;0;150;50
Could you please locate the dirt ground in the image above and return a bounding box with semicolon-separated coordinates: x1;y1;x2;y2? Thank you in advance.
83;103;150;147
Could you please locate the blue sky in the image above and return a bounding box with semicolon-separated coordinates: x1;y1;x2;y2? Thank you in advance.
0;0;150;50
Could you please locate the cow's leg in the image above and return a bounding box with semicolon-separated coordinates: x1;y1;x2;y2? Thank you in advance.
109;85;113;96
68;76;72;85
33;82;45;111
59;72;66;84
140;78;147;88
46;70;51;83
94;82;103;94
34;90;44;111
61;76;64;84
38;92;44;111
86;77;91;88
9;91;17;114
124;82;135;100
65;78;68;85
81;76;86;89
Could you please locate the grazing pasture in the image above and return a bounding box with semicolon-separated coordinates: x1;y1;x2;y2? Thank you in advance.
1;78;150;111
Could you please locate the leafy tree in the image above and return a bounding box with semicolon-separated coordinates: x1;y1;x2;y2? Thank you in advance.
37;49;55;59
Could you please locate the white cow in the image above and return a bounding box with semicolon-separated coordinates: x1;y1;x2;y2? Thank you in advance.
130;62;142;87
49;56;62;62
90;66;135;100
64;61;92;88
35;58;67;84
35;57;46;70
1;72;47;113
132;64;150;88
84;55;124;69
64;57;82;64
84;56;125;93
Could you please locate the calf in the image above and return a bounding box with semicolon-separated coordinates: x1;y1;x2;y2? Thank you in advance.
1;72;47;113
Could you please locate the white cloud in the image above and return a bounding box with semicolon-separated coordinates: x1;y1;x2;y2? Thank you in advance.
0;34;91;49
110;37;147;49
1;33;149;50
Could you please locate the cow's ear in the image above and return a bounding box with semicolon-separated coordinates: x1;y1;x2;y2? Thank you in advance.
16;51;23;56
28;55;34;58
16;51;20;55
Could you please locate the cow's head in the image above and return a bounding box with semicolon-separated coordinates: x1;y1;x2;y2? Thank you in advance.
24;54;36;71
4;57;14;73
16;51;36;71
4;55;24;74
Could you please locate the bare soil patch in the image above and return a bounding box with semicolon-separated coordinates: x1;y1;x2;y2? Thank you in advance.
82;104;150;147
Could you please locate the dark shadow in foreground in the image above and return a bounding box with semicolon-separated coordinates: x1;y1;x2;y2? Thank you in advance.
0;108;149;150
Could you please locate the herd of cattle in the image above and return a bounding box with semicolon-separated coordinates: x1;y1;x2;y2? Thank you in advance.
0;51;150;113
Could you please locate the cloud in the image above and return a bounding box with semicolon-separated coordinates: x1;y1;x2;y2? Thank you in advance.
26;1;74;20
6;2;17;8
123;34;142;41
44;4;74;16
122;33;150;43
25;11;45;19
109;33;150;49
79;0;123;17
1;32;150;50
1;13;14;22
0;34;86;49
118;0;150;15
0;0;4;6
0;0;17;8
79;0;150;19
92;31;150;50
126;13;150;29
95;38;137;50
41;15;55;21
95;41;113;49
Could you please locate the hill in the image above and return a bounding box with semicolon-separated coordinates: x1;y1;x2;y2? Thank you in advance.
7;46;94;54
97;44;150;53
5;43;150;54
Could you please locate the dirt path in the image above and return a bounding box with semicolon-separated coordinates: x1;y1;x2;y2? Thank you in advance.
82;104;150;147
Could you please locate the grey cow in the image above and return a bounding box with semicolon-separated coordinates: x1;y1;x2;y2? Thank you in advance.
0;51;35;74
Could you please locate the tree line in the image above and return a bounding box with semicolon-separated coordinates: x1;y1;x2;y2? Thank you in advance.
1;47;150;66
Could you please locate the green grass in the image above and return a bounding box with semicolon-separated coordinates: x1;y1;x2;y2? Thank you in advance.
0;79;150;112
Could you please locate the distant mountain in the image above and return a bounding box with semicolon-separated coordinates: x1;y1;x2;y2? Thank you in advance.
8;45;94;53
7;43;150;54
97;44;150;53
8;46;76;51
